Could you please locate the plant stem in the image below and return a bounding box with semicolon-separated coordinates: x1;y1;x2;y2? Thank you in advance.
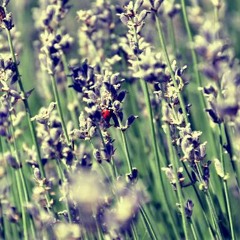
132;20;180;238
165;124;189;240
182;162;215;238
131;223;138;240
189;219;198;240
180;0;202;89
50;74;70;145
6;29;45;177
168;18;177;55
154;13;189;125
120;129;132;173
140;80;161;171
61;52;79;127
139;206;158;240
195;163;223;240
9;117;36;239
55;159;72;223
218;124;235;240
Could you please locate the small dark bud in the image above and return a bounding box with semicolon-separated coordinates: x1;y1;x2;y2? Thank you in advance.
93;149;102;163
126;115;138;127
6;153;22;169
127;167;138;183
185;200;194;218
117;90;126;102
206;109;222;124
3;12;14;30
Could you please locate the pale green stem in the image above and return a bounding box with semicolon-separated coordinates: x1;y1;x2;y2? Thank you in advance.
154;13;189;125
189;219;198;240
7;131;28;240
194;164;223;240
9;112;36;239
165;124;189;240
61;52;79;127
180;0;202;89
182;162;215;238
118;125;133;173
55;159;72;223
181;0;221;161
6;28;45;177
168;18;177;55
131;223;138;240
132;21;179;238
50;74;70;145
218;124;235;240
139;206;158;240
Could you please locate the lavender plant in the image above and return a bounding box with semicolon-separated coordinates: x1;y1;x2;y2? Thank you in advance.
0;0;239;239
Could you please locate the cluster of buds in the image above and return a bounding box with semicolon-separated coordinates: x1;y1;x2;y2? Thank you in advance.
162;165;186;190
77;1;119;66
70;60;138;133
32;102;74;165
34;0;73;76
0;5;13;30
0;56;32;139
39;31;73;75
33;0;71;31
119;1;150;56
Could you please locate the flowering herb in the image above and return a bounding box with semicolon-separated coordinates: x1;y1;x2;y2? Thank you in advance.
0;1;239;240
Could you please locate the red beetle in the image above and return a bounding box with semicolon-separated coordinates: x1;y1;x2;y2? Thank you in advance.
101;109;112;122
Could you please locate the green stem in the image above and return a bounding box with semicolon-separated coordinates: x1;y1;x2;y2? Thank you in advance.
154;13;189;125
61;52;79;127
180;0;202;89
140;80;161;177
132;21;179;238
5;130;28;240
165;124;189;240
6;29;45;177
131;18;163;177
218;124;235;240
56;159;72;223
195;164;223;240
15;171;28;240
223;181;235;240
120;129;132;173
168;18;177;55
182;162;215;238
205;191;223;240
189;219;198;240
8;111;36;239
50;74;70;145
131;223;138;240
139;206;158;240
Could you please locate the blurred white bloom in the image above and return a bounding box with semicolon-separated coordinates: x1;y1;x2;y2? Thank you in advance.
54;223;82;240
69;169;109;212
105;179;149;236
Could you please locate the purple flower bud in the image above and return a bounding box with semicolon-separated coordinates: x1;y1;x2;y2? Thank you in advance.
185;200;194;218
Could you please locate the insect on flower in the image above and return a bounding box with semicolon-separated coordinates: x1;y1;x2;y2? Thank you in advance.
101;109;112;122
0;6;6;22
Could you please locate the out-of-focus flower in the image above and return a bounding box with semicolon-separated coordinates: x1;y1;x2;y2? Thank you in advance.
104;178;149;238
162;165;185;189
54;223;82;240
68;169;110;213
